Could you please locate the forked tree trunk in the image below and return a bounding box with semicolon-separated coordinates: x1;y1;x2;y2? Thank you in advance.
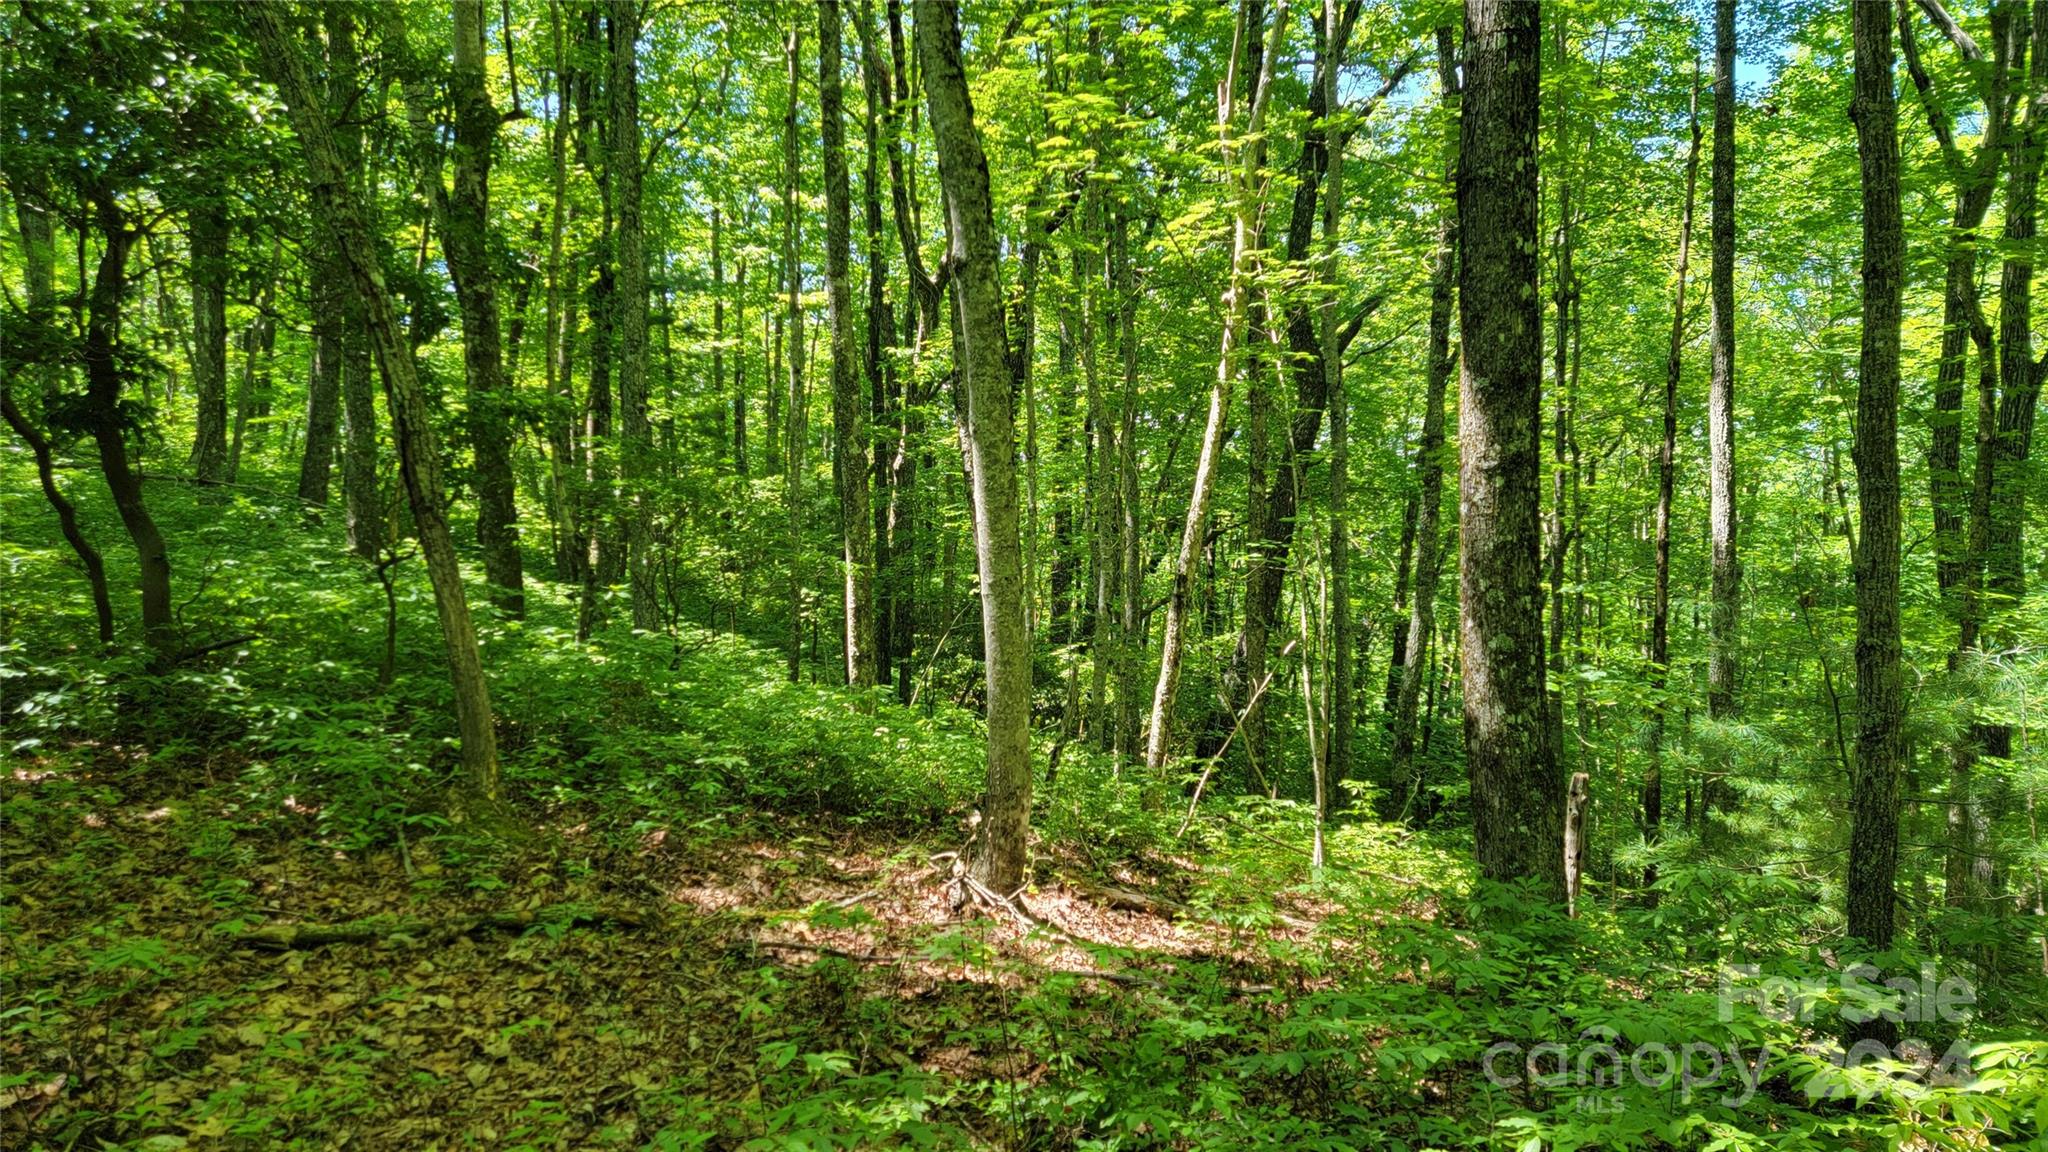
917;0;1032;893
1457;0;1561;898
253;6;500;802
1847;0;1905;1042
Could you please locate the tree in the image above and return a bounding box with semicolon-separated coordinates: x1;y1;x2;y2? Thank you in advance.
916;0;1031;894
187;201;230;485
445;0;525;617
1457;0;1561;898
1847;0;1905;1038
611;0;653;631
1706;0;1740;811
251;3;501;805
1144;0;1287;774
822;0;877;689
1390;28;1460;816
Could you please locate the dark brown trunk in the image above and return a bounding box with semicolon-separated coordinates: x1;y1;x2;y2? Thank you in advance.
1848;0;1905;1040
1457;0;1561;898
823;0;877;687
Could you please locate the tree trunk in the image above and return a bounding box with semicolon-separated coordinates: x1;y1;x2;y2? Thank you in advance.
1321;0;1354;812
1706;0;1742;806
822;0;877;688
1144;0;1286;774
610;0;653;630
448;0;524;617
188;201;229;485
784;20;808;682
1457;0;1561;898
917;0;1032;893
1847;0;1905;1034
300;266;343;505
1646;77;1702;900
253;6;500;802
1390;28;1460;815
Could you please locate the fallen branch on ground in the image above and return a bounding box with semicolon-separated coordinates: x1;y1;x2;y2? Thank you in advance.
235;905;645;950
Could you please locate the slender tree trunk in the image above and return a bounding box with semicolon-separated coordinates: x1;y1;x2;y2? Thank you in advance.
784;20;808;682
861;23;893;683
823;0;877;687
917;0;1032;893
1457;0;1561;898
448;0;524;617
544;0;580;579
611;0;653;630
1321;0;1354;811
1988;17;2043;611
254;7;500;801
1646;77;1703;899
301;266;343;504
188;201;229;484
1847;0;1905;1034
9;195;114;645
1706;0;1742;812
1390;28;1460;814
1144;0;1286;773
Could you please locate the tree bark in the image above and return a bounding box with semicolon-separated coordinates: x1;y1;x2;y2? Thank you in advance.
1457;0;1562;898
784;20;808;682
1646;76;1703;899
1389;28;1460;816
1144;0;1287;773
1321;0;1354;812
1706;0;1742;797
823;0;877;688
187;201;229;485
447;0;524;617
1848;0;1906;1031
917;0;1032;893
610;0;654;630
253;5;500;802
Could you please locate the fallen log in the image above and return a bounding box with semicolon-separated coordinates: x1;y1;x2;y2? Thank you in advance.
236;905;645;950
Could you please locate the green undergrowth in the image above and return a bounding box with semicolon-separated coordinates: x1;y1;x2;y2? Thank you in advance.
6;463;2048;1149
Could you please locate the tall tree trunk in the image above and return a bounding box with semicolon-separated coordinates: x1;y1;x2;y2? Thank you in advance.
226;254;278;484
1220;2;1374;763
1646;77;1702;899
823;0;877;688
544;0;580;579
1706;0;1742;812
301;264;343;504
1144;0;1287;773
1112;206;1145;764
1390;27;1460;815
1847;0;1905;1035
253;7;501;802
1321;0;1354;812
784;20;808;682
917;0;1032;893
861;17;894;683
1457;0;1561;898
1988;13;2043;611
610;0;653;630
188;201;229;484
448;0;524;617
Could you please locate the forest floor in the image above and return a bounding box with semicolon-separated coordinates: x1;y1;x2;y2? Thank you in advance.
4;742;1356;1150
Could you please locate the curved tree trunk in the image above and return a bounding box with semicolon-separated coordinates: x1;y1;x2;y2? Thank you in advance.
253;6;500;803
